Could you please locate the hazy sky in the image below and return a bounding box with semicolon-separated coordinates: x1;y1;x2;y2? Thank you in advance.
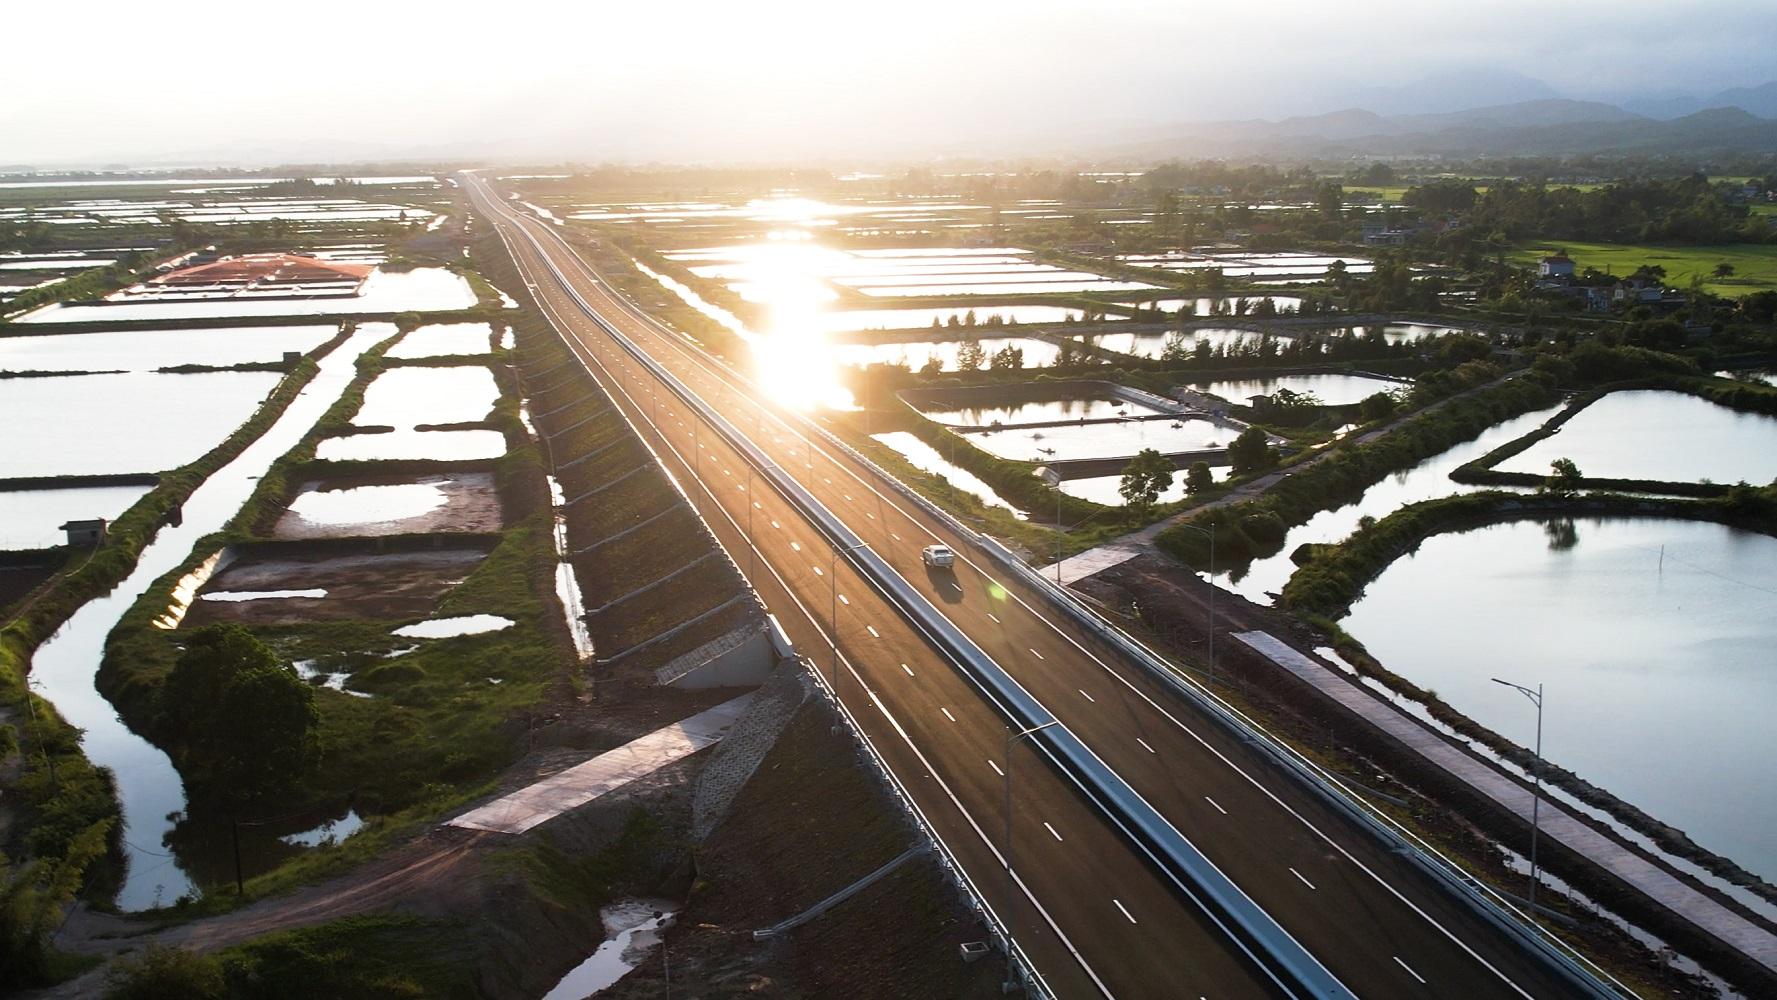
4;0;1775;166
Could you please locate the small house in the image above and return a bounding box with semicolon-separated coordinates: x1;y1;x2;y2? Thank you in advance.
1538;253;1575;280
60;518;108;546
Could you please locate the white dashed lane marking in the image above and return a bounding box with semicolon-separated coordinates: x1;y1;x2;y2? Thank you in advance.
1204;796;1228;815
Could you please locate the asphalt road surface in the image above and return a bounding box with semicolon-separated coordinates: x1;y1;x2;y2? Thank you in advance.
466;175;1601;1000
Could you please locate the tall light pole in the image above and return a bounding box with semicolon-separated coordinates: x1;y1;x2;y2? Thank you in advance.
1171;522;1217;685
1033;466;1063;585
1492;676;1544;922
1003;719;1059;992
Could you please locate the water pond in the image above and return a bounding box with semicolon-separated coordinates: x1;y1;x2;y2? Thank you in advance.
1342;517;1777;882
920;396;1169;426
965;417;1226;463
1196;373;1406;407
1219;403;1562;603
18;269;476;323
0;370;284;478
385;322;500;359
824;304;1114;333
1058;468;1209;506
0;484;152;550
315;429;508;462
0;324;335;373
1498;390;1777;485
351;365;499;429
832;337;1060;371
393;614;514;639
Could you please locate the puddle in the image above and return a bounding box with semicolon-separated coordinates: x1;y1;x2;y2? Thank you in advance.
199;588;327;602
293;659;370;698
286;481;448;526
393;614;514;639
541;900;678;1000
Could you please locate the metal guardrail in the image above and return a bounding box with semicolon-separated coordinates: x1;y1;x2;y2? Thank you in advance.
798;395;1635;1000
489;194;1354;1000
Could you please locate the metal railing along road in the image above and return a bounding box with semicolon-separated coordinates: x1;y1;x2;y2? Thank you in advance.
477;185;1356;1000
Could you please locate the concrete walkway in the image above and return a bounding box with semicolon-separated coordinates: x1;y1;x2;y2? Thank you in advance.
449;694;755;835
1036;544;1146;586
1232;631;1777;974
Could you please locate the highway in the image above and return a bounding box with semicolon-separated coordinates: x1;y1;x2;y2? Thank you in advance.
465;174;1609;999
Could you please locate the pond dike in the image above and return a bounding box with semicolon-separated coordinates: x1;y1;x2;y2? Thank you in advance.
516;323;773;688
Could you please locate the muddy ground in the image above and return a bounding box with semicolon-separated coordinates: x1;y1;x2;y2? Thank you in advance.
186;546;489;627
270;471;504;540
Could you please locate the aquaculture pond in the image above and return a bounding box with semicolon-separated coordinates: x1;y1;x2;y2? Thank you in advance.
17;268;476;323
1498;390;1777;485
1341;517;1777;883
0;370;284;478
315;429;508;463
964;417;1226;463
919;395;1169;427
0;484;152;550
0;324;335;373
824;304;1116;333
385;322;501;359
831;337;1061;371
27;325;381;909
1058;468;1209;506
1219;403;1562;603
1196;373;1407;407
351;365;499;429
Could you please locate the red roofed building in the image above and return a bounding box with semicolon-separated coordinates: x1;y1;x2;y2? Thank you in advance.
151;253;373;290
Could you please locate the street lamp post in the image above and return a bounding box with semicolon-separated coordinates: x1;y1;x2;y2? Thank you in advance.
1492;677;1545;922
1033;466;1063;585
1003;719;1060;991
1171;522;1217;685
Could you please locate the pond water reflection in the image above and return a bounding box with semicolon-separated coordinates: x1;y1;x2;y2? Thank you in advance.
1499;390;1777;485
0;324;335;372
1342;517;1777;882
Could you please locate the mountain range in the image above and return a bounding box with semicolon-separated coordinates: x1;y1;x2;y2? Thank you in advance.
1109;90;1777;160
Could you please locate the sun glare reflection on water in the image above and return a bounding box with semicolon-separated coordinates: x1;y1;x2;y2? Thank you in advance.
638;246;857;412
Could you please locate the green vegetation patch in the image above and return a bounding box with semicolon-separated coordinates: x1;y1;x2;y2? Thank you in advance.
1512;241;1777;298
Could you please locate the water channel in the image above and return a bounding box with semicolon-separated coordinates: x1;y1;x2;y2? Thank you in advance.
27;325;381;909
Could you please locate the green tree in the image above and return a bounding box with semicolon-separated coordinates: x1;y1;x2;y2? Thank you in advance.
1713;262;1736;279
1118;449;1174;520
1227;427;1276;474
1;819;110;986
1185;462;1214;494
1318;182;1344;221
955;340;986;372
1357;391;1396;422
1543;457;1583;498
989;344;1025;371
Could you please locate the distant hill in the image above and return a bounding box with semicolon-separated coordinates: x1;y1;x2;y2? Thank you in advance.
1113;98;1777;159
1622;80;1777;120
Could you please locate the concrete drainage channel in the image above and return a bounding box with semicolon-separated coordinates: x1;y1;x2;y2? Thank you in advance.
503;205;1361;1000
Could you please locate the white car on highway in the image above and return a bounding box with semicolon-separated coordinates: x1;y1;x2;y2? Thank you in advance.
921;544;956;568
